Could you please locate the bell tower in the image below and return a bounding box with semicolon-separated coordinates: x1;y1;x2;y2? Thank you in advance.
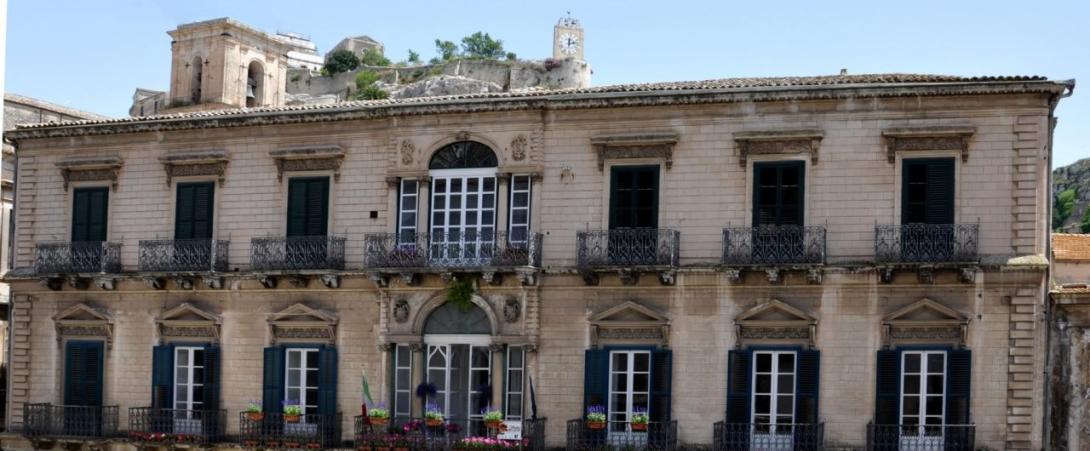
553;14;584;61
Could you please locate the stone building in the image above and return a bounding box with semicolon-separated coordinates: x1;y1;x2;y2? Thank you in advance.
1048;233;1090;450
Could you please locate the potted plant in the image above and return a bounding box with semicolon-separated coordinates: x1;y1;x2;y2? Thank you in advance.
425;402;444;427
631;407;649;431
368;403;390;426
245;401;264;422
282;400;303;423
585;405;607;430
306;441;322;449
284;439;300;449
482;406;504;431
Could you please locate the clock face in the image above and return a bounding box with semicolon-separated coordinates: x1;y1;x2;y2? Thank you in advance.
558;32;579;55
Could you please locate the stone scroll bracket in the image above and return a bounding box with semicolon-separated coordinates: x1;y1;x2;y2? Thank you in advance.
160;150;229;186
882;126;975;164
56;156;123;190
591;132;680;171
269;145;345;182
734;129;823;168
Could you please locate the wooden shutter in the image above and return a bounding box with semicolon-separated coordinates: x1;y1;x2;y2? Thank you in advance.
287;178;329;237
609;165;659;229
175;182;214;240
72;188;108;242
262;346;286;413
874;349;901;425
902;158;955;225
725;349;751;424
151;345;175;408
753;161;804;227
203;346;221;412
583;349;609;411
795;350;820;425
945;349;971;424
650;349;672;422
317;346;338;416
64;341;104;407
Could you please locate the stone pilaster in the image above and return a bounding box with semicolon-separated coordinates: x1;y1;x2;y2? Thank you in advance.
7;295;32;428
1010;115;1043;256
1007;288;1043;449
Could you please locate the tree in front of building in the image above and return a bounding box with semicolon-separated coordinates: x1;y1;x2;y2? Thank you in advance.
323;49;360;75
461;32;506;59
359;48;391;67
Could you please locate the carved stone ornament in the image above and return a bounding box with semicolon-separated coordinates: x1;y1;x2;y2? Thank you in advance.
56;156;123;190
157;302;222;343
590;132;679;171
160;150;229;186
510;135;528;161
734;299;817;348
393;299;411;323
882;126;975;163
503;298;521;323
881;298;969;348
740;327;810;339
733;130;823;168
54;303;114;347
268;303;338;345
269;145;345;182
400;140;415;165
589;300;670;348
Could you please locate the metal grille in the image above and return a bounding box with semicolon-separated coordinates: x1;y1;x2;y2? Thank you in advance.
363;231;543;268
577;229;680;268
250;236;346;271
22;403;119;439
875;224;979;263
128;407;225;444
566;419;677;450
713;422;824;451
238;412;342;449
354;416;545;451
866;423;975;451
722;226;826;265
138;239;230;272
34;241;121;274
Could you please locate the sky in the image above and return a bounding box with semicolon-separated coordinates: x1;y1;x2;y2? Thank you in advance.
5;0;1089;167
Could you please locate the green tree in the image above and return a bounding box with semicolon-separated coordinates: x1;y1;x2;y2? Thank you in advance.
359;48;391;67
1081;206;1090;233
434;39;458;62
460;31;505;59
1054;188;1078;230
323;50;360;75
407;49;420;64
355;71;379;90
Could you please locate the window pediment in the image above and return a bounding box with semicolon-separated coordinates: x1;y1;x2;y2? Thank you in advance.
157;302;222;343
159;150;229;186
591;132;679;171
882;126;974;163
269;145;345;182
733;129;822;168
54;303;113;346
882;298;969;347
589;301;669;347
268;302;338;345
55;156;123;190
735;299;816;347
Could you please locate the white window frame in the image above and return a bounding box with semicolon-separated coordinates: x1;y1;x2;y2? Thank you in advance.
397;180;418;245
285;348;320;417
507;175;532;245
505;346;525;420
429;168;497;264
750;350;796;444
607;350;651;432
899;350;947;431
173;346;205;412
392;344;413;418
424;336;493;428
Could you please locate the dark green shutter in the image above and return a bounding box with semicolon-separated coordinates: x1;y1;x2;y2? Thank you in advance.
609;165;659;229
263;346;286;413
902;158;955;225
72;188;108;242
874;349;901;425
203;346;221;411
64;341;104;406
725;349;751;424
583;349;609;411
650;349;672;422
287;178;329;237
946;349;971;424
753;161;804;227
175;182;214;240
795;350;820;425
317;346;338;415
151;345;175;408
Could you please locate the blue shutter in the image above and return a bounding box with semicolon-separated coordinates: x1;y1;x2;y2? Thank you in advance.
152;345;175;408
263;346;285;413
203;346;221;411
583;349;608;411
946;349;971;424
725;349;751;450
65;341;104;407
795;350;820;425
650;349;672;422
317;346;338;415
874;349;901;425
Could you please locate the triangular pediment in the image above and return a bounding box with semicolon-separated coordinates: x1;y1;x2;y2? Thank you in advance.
159;303;221;324
53;303;111;322
269;303;338;324
737;299;814;324
590;301;668;324
884;298;966;324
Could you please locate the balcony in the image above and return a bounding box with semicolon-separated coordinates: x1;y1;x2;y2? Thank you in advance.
866;423;974;451
713;422;824;451
34;241;121;274
566;419;677;450
577;228;680;268
138;239;230;273
875;224;979;264
238;412;342;449
722;226;826;265
354;416;545;450
250;236;346;271
363;231;543;269
22;403;119;439
128;407;226;445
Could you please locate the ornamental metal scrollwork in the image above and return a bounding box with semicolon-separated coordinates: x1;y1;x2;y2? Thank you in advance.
393;299;411;323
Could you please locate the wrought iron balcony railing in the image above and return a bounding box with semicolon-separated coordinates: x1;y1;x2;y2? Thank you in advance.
577;228;680;268
138;239;230;273
566;419;677;450
23;403;119;439
128;407;226;444
34;241;121;274
363;231;543;269
238;412;342;449
354;416;546;451
722;226;826;265
866;423;975;451
250;236;346;271
875;224;979;263
713;422;824;451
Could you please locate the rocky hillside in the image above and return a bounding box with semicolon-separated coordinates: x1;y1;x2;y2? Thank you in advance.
1054;157;1090;232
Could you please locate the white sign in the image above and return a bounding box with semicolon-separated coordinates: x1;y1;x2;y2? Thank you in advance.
497;421;522;440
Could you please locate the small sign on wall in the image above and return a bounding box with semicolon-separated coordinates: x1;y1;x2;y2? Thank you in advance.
497;421;522;440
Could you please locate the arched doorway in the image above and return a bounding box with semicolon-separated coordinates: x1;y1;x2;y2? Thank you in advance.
426;141;499;265
422;301;493;433
246;61;265;107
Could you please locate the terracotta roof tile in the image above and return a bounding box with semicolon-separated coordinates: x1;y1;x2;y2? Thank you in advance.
1053;233;1090;261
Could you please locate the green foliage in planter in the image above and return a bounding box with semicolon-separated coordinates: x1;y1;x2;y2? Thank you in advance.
446;277;475;310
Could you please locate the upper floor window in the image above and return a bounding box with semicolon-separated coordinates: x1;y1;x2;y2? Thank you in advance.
902;158;954;225
72;187;108;242
175;182;214;240
609;165;659;229
428;141;498;170
287;177;329;237
753;161;803;227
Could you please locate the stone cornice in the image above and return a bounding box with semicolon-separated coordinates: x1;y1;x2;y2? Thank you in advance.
6;81;1068;141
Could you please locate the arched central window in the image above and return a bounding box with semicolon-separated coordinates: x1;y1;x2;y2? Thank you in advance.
428;141;498;169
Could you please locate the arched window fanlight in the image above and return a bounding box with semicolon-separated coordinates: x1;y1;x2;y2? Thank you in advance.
424;302;491;335
429;141;498;170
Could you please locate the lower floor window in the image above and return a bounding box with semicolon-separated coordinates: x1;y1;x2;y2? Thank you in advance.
609;350;651;431
286;348;320;416
900;351;946;428
174;346;206;412
751;351;795;431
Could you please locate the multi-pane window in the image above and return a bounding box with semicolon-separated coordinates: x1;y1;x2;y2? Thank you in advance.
608;350;651;431
751;351;795;430
430;173;496;263
505;346;525;420
174;347;206;412
900;351;946;428
397;180;418;244
392;344;412;420
286;348;320;416
508;176;531;244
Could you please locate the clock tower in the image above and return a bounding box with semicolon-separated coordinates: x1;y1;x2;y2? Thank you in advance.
553;14;584;61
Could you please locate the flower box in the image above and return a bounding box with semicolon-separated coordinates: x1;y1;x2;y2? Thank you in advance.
246;411;265;422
